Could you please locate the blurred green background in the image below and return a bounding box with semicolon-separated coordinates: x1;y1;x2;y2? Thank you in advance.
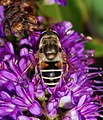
36;0;103;66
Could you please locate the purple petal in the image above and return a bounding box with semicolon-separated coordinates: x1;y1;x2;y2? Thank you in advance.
27;51;37;66
35;91;44;100
55;0;66;6
10;107;20;120
0;77;8;85
77;95;87;108
81;104;98;115
46;99;59;113
19;57;28;72
37;16;43;24
9;59;21;77
12;97;27;107
0;70;17;82
20;47;29;57
59;91;75;109
63;109;85;120
74;87;93;97
6;42;14;54
3;54;12;61
0;91;11;100
28;82;35;101
0;107;13;116
0;102;15;116
0;38;6;47
70;73;78;83
28;101;42;116
32;75;39;85
19;38;31;46
45;0;66;6
0;61;6;70
62;116;71;120
5;82;16;91
35;84;44;99
17;115;40;120
53;21;73;37
17;115;31;120
46;108;57;119
16;85;31;104
0;6;4;19
61;31;81;47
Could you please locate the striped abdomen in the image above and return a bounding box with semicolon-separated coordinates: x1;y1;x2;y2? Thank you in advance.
40;61;62;87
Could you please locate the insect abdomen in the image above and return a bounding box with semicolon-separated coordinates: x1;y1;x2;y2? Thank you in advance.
40;61;62;87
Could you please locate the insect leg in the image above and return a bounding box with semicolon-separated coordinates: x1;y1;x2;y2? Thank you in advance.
62;51;70;90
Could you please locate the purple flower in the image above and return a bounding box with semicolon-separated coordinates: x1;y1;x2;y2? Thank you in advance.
0;91;20;119
46;98;59;119
12;82;42;117
44;0;66;6
63;95;98;120
1;0;102;119
0;56;30;89
0;20;103;119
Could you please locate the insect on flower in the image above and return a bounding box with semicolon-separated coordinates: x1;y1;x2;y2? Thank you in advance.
0;0;39;39
35;29;68;87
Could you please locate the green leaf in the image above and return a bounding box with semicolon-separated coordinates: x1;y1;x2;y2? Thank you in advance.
84;0;103;39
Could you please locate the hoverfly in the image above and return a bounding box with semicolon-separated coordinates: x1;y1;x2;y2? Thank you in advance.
13;28;68;88
0;0;39;39
35;29;68;87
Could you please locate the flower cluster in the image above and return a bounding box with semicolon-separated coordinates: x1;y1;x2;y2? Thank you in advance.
0;4;103;120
